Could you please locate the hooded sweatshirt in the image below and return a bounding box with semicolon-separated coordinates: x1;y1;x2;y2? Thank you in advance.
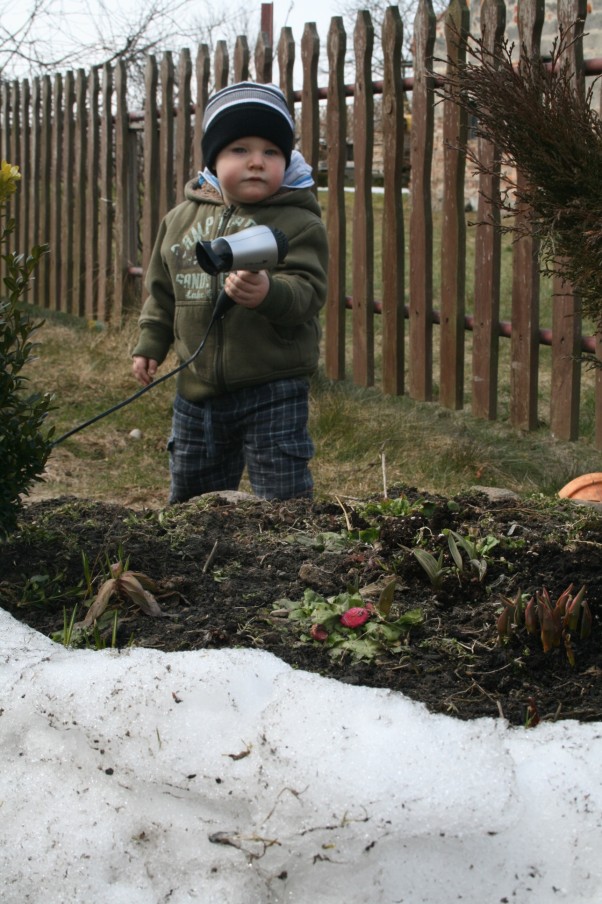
132;163;328;402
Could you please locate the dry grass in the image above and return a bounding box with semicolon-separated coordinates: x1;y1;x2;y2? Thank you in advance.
24;308;602;510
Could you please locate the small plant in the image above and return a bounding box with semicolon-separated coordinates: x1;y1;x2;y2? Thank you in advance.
77;559;164;631
443;529;499;582
0;161;52;539
497;584;592;666
412;547;449;589
273;578;422;662
412;528;500;587
52;604;80;647
52;604;121;649
360;494;435;519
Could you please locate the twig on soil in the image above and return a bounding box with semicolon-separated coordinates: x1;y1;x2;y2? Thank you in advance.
334;495;352;532
202;540;219;573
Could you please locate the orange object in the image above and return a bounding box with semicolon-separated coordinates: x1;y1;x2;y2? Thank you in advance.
558;473;602;502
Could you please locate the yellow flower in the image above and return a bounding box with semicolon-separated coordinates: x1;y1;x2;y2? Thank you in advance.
0;160;21;204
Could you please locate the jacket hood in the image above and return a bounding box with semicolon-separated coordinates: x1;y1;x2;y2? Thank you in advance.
183;175;322;218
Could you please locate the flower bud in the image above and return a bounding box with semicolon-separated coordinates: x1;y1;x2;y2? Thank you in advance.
340;607;371;628
309;624;328;642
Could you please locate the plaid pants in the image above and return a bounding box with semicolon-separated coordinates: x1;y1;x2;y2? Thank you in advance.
168;379;314;502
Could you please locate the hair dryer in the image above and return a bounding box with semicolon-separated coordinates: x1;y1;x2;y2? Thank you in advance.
196;224;289;317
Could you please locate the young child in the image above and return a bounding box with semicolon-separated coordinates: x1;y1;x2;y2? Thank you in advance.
132;81;328;502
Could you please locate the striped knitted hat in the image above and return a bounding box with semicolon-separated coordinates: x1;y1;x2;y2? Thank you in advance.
201;82;295;170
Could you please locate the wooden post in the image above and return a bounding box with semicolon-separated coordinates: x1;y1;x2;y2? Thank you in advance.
19;79;31;297
550;0;587;441
472;0;506;420
409;0;436;402
277;28;295;114
114;60;131;321
214;42;229;92
510;0;544;431
194;45;210;174
50;74;63;312
142;56;160;280
175;48;192;205
97;64;113;322
234;36;250;83
300;24;320;181
352;11;375;388
439;0;469;411
60;72;74;314
159;52;175;222
255;30;273;84
30;78;41;307
39;76;52;311
381;6;405;396
73;70;87;317
324;16;347;381
85;66;100;320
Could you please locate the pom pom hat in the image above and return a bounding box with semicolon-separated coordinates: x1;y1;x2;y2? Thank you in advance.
201;82;295;171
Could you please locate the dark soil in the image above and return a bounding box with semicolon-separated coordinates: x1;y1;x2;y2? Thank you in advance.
2;486;601;726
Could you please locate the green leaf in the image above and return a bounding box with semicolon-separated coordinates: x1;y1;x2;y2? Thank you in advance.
377;578;397;617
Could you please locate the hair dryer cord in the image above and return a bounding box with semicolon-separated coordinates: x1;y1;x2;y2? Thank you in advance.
51;302;228;447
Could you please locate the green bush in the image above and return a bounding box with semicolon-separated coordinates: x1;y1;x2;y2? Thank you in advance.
0;161;53;539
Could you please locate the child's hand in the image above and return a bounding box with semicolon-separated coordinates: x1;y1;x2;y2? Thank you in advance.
224;269;269;309
132;356;158;386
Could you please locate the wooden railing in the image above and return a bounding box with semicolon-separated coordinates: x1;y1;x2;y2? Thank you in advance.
1;0;600;449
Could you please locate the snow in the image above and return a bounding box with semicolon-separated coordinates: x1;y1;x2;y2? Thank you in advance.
1;606;601;904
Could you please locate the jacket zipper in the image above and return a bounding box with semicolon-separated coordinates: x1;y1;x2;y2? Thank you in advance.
213;205;236;391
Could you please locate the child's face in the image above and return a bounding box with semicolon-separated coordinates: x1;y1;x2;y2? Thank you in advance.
214;136;287;206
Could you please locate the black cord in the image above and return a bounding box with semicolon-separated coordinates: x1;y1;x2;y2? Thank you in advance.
51;300;228;447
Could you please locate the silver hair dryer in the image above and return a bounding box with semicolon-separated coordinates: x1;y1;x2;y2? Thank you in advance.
195;225;289;317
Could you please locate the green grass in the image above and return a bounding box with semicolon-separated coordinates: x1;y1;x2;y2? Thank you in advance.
25;302;601;509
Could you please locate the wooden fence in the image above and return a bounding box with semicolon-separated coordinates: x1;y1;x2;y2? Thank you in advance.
1;0;601;450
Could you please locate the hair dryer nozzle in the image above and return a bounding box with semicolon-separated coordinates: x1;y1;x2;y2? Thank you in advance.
195;225;288;277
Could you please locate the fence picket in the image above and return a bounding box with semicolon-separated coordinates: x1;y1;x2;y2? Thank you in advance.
550;0;587;440
381;6;405;396
472;0;506;421
510;0;545;431
1;82;12;265
50;75;63;312
85;67;100;320
98;64;113;322
143;57;160;280
324;16;347;381
255;29;273;84
175;49;192;207
352;11;375;387
159;53;175;222
214;41;229;92
114;60;133;320
440;0;469;410
30;78;41;307
277;27;295;111
194;45;210;174
301;24;320;182
10;82;22;256
39;76;52;312
73;70;87;317
409;0;436;402
20;79;31;286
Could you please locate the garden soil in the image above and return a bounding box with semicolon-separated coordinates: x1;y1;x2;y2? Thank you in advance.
1;486;601;727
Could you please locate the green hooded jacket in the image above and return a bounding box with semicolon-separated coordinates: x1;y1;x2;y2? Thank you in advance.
132;177;328;402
